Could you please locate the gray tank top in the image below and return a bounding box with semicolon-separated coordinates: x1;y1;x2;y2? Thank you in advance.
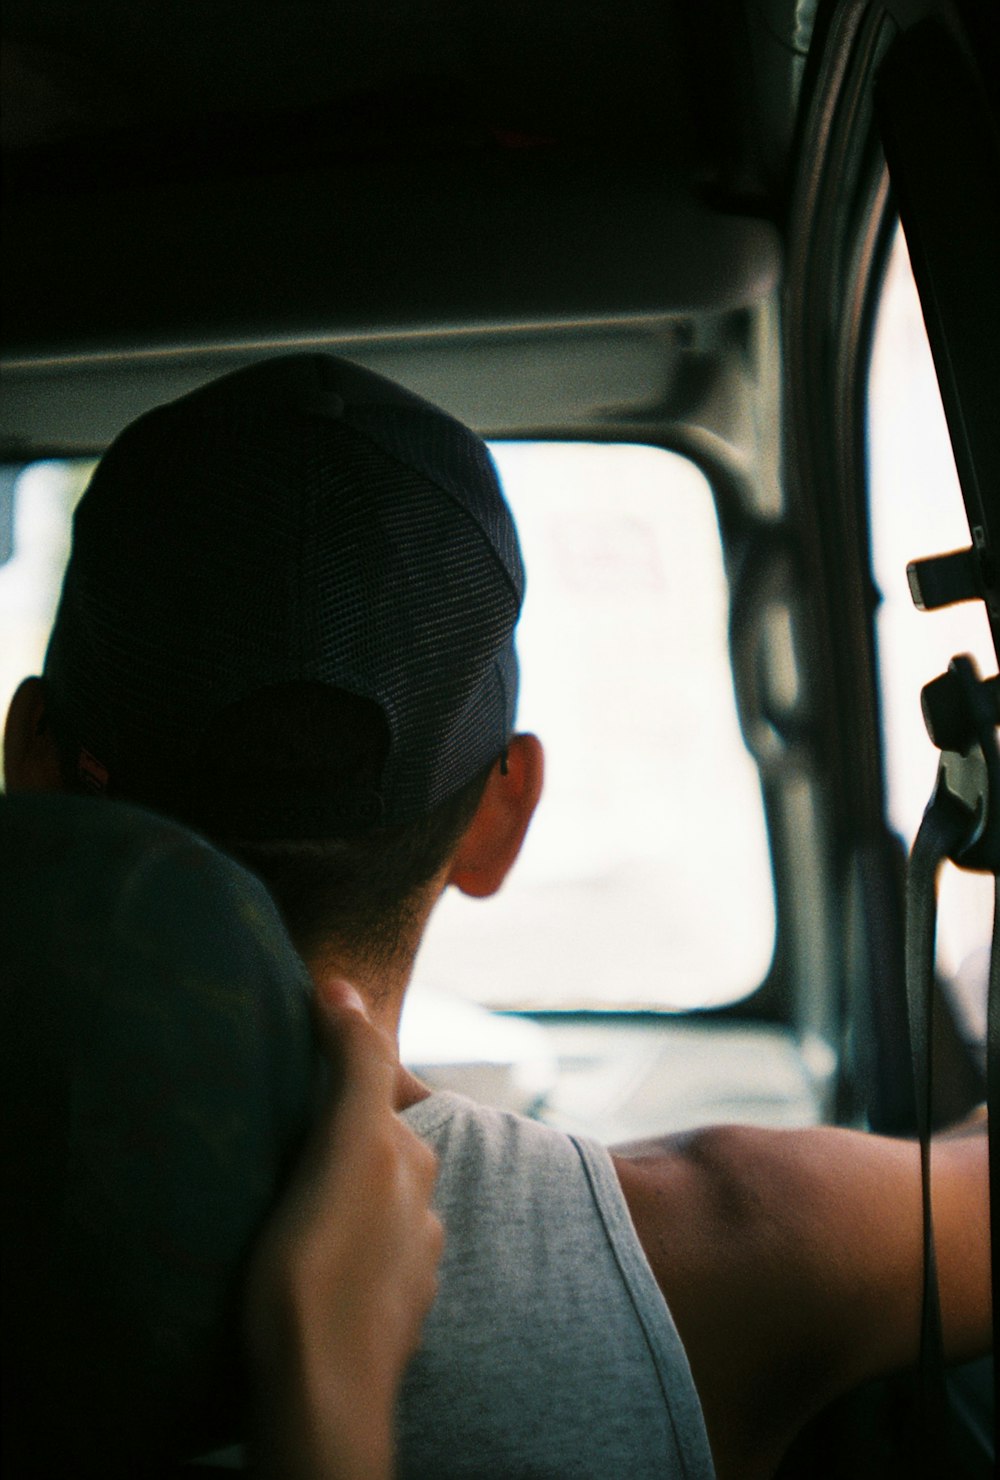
399;1092;715;1479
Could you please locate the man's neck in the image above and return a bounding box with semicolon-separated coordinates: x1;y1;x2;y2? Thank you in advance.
307;948;431;1112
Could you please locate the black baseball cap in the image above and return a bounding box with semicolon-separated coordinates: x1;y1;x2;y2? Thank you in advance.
44;354;524;837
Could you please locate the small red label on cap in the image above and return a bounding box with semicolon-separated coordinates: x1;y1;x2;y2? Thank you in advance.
78;749;109;794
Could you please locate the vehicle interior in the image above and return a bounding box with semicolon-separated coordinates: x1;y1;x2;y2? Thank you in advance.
2;0;998;1473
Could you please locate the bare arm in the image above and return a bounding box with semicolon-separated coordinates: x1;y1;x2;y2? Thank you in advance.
245;979;444;1480
613;1117;989;1480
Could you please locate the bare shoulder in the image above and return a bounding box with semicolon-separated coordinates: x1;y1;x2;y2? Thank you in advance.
612;1121;989;1480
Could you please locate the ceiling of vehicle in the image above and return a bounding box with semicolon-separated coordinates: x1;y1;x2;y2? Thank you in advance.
3;1;814;194
1;1;818;454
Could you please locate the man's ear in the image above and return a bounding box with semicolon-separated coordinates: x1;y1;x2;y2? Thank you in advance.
447;734;544;899
3;677;64;793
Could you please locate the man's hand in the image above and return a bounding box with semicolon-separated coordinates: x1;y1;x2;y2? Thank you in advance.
245;979;444;1480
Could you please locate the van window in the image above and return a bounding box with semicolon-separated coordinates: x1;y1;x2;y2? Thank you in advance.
0;459;94;790
867;224;995;1051
416;442;775;1011
0;442;776;1012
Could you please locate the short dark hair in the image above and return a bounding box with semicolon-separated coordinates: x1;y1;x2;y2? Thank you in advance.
54;682;493;964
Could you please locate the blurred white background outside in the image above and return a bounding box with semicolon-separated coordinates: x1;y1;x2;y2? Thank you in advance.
413;442;775;1011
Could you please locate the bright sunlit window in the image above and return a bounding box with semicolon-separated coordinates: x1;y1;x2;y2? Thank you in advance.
868;225;996;1046
0;460;93;790
414;442;775;1011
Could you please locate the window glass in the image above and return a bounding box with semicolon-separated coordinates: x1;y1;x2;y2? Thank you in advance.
414;442;775;1011
0;443;776;1013
0;460;94;789
868;225;995;1045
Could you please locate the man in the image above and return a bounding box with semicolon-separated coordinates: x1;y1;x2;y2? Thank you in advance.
4;353;990;1479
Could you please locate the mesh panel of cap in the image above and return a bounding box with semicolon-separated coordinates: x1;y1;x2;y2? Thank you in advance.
44;354;524;833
